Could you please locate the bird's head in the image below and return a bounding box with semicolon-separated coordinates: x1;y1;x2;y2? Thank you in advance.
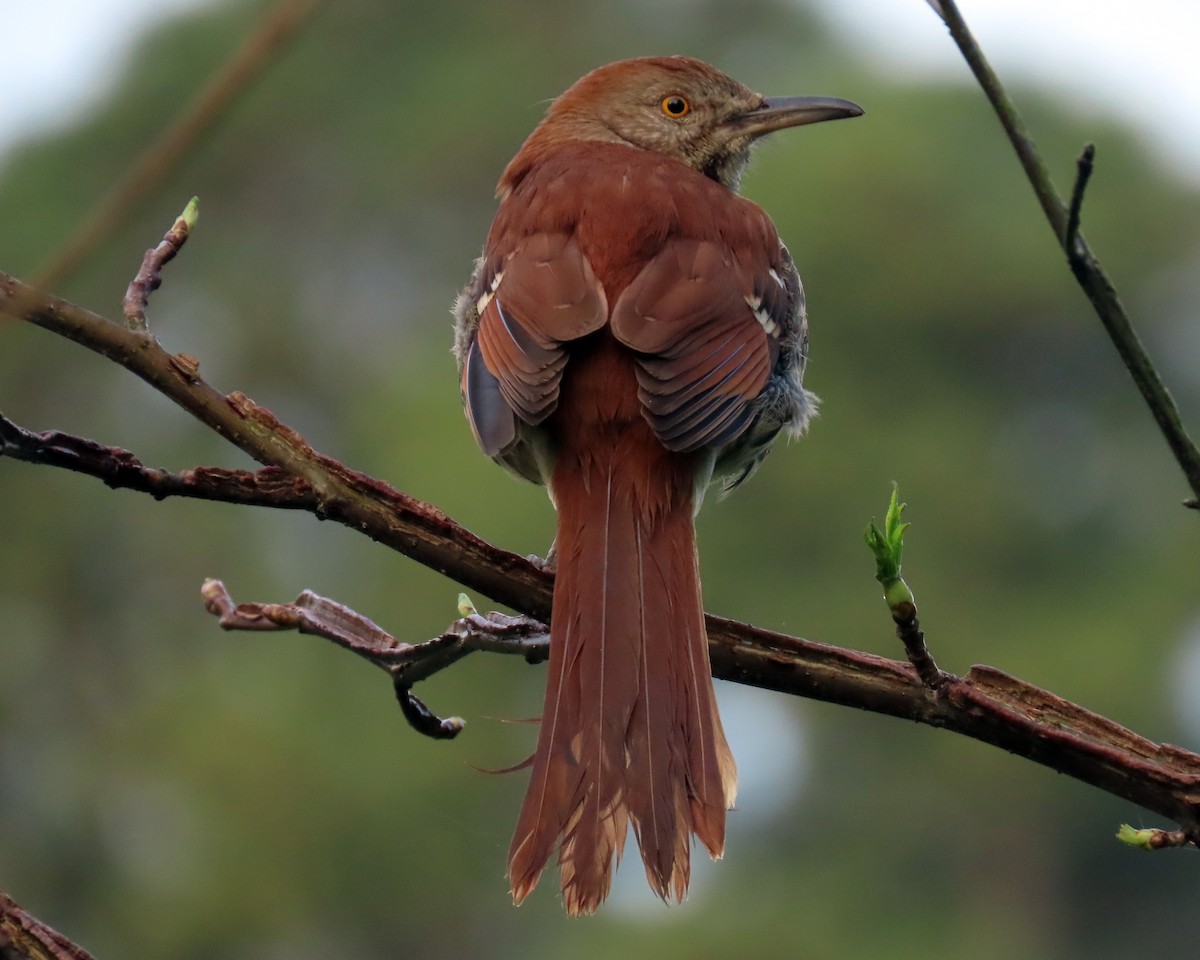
508;56;862;192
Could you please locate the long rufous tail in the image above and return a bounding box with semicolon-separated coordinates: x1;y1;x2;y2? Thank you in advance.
507;425;737;916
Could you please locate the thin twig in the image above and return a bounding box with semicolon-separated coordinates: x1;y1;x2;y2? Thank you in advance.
933;0;1200;508
890;601;943;689
123;197;199;331
931;0;1068;237
200;579;550;684
200;580;548;739
1065;143;1096;255
33;0;322;291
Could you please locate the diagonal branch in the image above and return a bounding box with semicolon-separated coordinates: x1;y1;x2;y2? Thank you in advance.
3;270;1199;840
931;0;1200;508
0;270;551;619
0;893;96;960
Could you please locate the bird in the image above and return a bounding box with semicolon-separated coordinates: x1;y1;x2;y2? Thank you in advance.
453;55;861;916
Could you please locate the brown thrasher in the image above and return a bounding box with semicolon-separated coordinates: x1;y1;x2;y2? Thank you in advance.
453;56;860;915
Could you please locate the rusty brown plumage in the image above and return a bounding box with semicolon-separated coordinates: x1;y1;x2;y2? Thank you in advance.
453;55;861;915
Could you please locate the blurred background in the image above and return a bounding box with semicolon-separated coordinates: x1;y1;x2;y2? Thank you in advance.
2;0;1199;957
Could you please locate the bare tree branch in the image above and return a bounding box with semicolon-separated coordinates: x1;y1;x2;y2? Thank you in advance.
0;414;319;509
932;0;1200;508
0;270;550;619
196;576;1200;845
201;580;549;739
3;265;1199;840
0;894;96;960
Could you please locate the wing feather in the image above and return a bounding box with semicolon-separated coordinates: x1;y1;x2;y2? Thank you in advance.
611;238;780;453
467;233;607;437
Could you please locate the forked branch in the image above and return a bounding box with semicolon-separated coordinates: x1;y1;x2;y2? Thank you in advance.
3;264;1199;843
932;0;1200;507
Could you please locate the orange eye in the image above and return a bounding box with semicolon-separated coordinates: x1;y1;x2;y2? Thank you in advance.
661;95;690;118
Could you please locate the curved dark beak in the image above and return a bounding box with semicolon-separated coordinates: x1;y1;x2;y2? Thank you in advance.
735;95;864;138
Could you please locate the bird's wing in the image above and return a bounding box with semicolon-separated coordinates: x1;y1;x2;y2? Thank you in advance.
463;232;607;456
610;237;786;453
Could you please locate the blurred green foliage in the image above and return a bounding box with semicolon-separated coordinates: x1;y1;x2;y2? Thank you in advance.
2;0;1199;957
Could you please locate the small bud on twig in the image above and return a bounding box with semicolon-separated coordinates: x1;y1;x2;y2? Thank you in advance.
123;196;199;332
